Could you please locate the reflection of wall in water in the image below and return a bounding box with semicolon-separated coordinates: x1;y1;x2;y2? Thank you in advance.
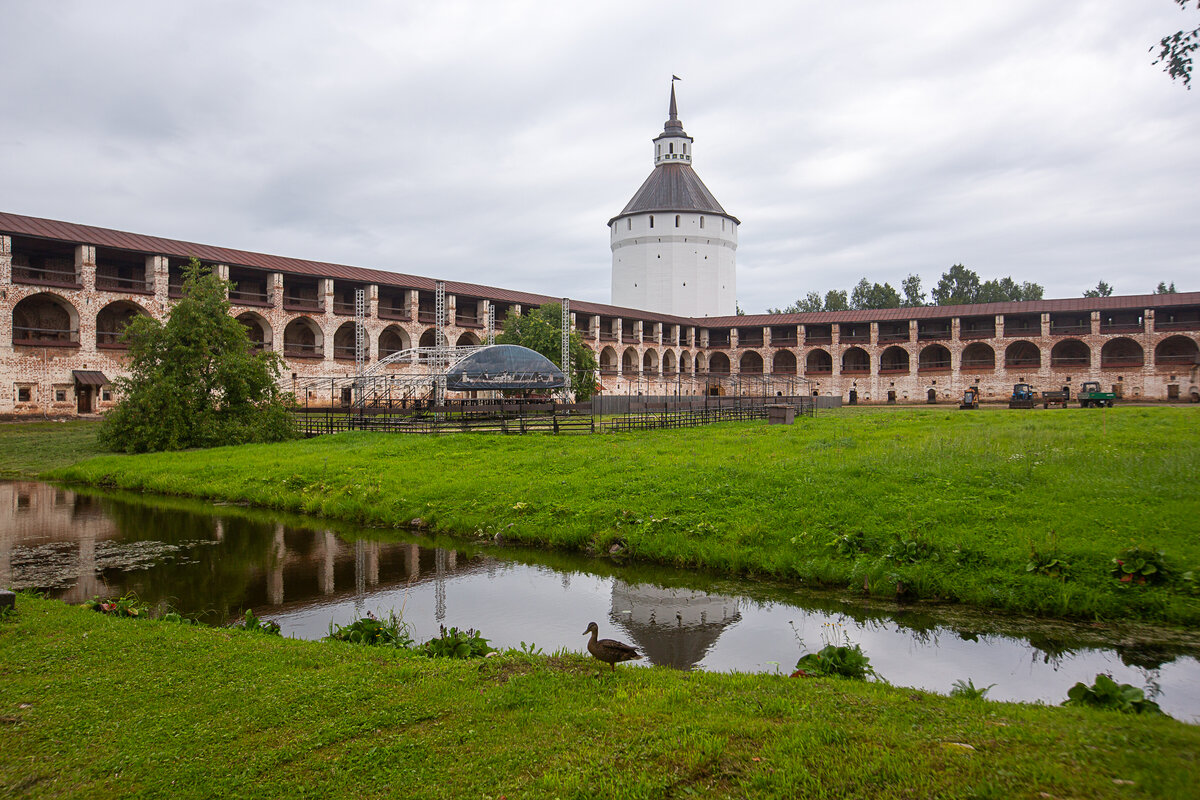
610;580;741;670
0;482;115;602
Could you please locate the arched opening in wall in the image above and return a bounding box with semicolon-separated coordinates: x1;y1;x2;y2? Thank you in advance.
960;342;996;371
642;348;659;375
378;325;411;360
622;347;639;376
680;351;693;375
805;349;832;374
708;352;731;374
1101;337;1144;368
96;301;149;350
1050;339;1090;370
12;293;80;347
236;312;272;353
879;346;910;374
1154;335;1199;369
456;331;480;347
739;351;763;374
663;350;677;375
841;347;870;374
649;215;655;228
599;346;618;375
772;350;797;375
333;322;365;362
1004;340;1040;369
927;388;937;404
418;327;448;360
917;344;952;372
283;317;323;359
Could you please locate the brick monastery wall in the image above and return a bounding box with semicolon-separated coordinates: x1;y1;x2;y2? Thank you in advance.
2;231;1198;417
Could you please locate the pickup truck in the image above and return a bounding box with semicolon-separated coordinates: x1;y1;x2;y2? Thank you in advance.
1078;381;1117;408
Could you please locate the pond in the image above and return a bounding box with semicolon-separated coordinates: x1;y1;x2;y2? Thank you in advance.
3;480;1198;722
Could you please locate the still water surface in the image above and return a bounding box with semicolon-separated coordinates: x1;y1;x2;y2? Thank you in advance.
4;480;1198;722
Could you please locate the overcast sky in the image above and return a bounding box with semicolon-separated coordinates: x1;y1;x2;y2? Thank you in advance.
1;1;1196;313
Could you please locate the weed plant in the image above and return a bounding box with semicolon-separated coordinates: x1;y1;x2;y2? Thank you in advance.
327;611;413;647
1062;674;1164;715
45;406;1200;624
950;678;995;700
228;608;281;635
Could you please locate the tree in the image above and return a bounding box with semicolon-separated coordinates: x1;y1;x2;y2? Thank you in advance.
1155;281;1178;294
767;291;824;314
100;259;297;453
850;277;902;310
901;274;926;307
823;289;850;312
1084;281;1114;298
930;264;981;306
495;302;599;400
1153;0;1199;88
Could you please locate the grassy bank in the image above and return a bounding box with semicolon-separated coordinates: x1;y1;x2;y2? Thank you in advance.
43;407;1200;624
1;596;1197;799
0;420;102;479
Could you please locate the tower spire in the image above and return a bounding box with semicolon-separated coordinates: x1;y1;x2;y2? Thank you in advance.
665;78;683;133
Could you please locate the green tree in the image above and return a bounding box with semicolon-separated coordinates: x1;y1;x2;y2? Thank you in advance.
1153;0;1199;88
850;278;902;310
1155;281;1178;294
823;289;850;312
495;302;599;400
901;274;926;307
1084;281;1113;298
930;264;981;306
767;291;823;314
99;259;297;453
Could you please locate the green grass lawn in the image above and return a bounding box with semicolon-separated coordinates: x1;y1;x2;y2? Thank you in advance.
0;420;103;479
1;596;1197;800
44;406;1200;625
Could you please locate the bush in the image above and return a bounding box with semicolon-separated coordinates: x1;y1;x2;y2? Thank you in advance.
421;625;494;659
792;644;877;680
1062;674;1162;715
328;612;413;647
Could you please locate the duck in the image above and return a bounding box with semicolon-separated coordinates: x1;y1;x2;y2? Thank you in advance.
582;621;641;672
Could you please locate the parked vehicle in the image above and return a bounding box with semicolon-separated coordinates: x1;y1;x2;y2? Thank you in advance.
959;387;980;409
1078;381;1117;408
1042;389;1069;409
1009;383;1036;409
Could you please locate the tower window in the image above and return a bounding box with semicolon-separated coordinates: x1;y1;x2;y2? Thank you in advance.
649;216;654;228
675;215;680;227
700;216;705;229
669;143;674;154
627;219;631;230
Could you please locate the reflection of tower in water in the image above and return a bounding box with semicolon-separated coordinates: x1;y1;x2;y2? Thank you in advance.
609;580;741;670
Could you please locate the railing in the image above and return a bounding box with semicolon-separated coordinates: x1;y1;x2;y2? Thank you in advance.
961;358;996;370
772;366;797;375
332;301;362;316
96;331;130;348
620;334;638;344
805;365;832;374
959;328;994;340
12;326;79;346
1050;356;1090;368
1099;323;1143;334
1155;319;1200;331
770;337;798;347
917;363;952;372
599;332;617;341
417;311;437;324
333;345;368;361
804;335;833;345
12;265;81;288
879;365;910;374
877;332;910;343
707;340;731;349
737;338;764;348
283;296;323;312
1003;326;1040;337
455;314;481;327
1100;357;1145;368
740;367;764;375
840;333;869;344
231;289;271;306
1049;325;1090;335
600;367;618;375
378;307;411;321
917;329;951;340
283;342;323;358
95;272;152;293
168;281;184;298
841;366;870;374
1155;353;1199;366
1005;358;1040;368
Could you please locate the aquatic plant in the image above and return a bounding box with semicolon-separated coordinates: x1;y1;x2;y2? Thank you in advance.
950;678;995;700
327;611;413;648
81;593;149;618
229;608;281;636
792;624;877;680
422;625;494;659
1062;674;1163;715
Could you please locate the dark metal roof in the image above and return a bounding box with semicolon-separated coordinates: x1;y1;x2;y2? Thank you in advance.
701;291;1200;329
609;164;738;224
72;370;109;387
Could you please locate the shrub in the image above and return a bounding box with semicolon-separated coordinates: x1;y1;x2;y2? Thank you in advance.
422;625;494;659
1111;546;1169;585
1062;673;1162;715
229;609;281;636
792;643;877;680
328;612;413;648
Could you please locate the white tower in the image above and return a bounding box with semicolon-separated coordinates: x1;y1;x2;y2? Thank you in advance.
609;83;738;317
